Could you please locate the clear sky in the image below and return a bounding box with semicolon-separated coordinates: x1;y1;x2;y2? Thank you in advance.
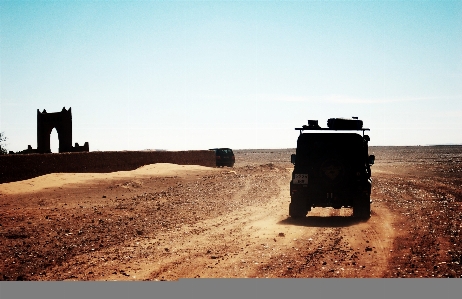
1;0;461;152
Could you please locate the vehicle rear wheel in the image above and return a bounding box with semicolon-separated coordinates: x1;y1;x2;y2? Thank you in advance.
289;197;307;218
353;195;371;219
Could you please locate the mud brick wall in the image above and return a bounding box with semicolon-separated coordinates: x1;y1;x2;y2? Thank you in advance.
0;150;215;184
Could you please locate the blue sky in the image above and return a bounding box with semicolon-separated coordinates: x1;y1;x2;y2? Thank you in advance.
1;0;461;152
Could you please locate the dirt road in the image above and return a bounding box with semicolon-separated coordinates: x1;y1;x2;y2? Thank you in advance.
1;147;461;280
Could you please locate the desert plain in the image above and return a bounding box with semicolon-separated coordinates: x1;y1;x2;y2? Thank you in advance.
0;146;461;280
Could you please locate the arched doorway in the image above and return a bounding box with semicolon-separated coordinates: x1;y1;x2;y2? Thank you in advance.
37;107;73;153
50;128;59;153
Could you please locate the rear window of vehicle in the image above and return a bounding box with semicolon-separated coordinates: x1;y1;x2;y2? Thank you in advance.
218;149;233;155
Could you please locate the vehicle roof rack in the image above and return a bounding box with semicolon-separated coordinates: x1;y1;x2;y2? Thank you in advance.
295;119;370;136
295;126;370;135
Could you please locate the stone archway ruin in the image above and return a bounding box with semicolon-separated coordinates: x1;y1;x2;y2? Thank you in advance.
36;107;88;153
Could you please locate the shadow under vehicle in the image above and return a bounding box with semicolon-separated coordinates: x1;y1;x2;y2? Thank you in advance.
209;148;235;167
289;117;375;219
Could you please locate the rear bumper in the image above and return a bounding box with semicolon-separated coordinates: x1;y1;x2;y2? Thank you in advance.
290;179;371;208
216;162;234;167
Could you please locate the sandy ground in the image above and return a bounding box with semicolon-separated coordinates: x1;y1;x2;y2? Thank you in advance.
0;164;216;195
1;147;461;280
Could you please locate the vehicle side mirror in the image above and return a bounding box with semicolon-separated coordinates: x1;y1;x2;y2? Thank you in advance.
291;154;296;165
368;155;375;165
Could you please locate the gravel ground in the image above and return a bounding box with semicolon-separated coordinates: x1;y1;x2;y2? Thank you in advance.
1;146;461;280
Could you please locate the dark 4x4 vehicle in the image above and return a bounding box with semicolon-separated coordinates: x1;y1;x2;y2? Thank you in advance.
289;118;375;219
210;148;235;167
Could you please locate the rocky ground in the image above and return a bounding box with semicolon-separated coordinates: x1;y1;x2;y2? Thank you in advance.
0;146;461;280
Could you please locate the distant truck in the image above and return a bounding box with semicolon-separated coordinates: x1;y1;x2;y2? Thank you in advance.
289;117;375;219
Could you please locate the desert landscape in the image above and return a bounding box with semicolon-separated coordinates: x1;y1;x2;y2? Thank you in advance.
0;146;461;280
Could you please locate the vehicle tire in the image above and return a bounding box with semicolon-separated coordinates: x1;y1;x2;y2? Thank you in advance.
353;195;371;219
289;198;307;218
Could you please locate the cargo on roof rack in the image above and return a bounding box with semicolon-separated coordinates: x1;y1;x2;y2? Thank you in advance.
295;117;370;136
327;117;363;130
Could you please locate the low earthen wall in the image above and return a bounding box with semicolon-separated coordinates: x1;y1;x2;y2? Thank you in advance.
0;150;216;184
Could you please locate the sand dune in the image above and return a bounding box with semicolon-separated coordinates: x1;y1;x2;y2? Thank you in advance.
0;163;216;195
